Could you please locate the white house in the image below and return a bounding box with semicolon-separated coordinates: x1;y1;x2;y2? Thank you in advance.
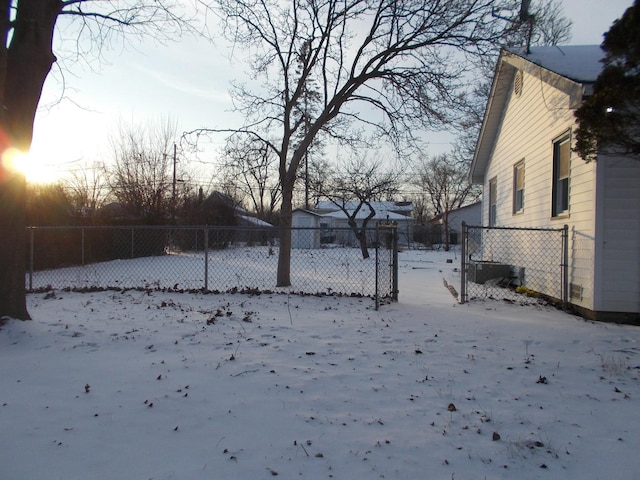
430;201;482;245
470;46;640;323
314;200;414;246
291;209;323;249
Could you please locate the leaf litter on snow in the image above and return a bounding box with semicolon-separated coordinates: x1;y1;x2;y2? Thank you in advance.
1;249;640;479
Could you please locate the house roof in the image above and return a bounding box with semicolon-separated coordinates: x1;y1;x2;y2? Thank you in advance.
452;200;481;212
507;45;604;83
429;201;481;223
238;215;273;228
469;45;604;184
292;208;323;217
320;208;411;222
316;200;413;216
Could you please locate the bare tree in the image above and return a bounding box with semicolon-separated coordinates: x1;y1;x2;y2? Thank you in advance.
453;0;572;163
494;0;573;51
407;191;437;247
303;156;331;212
104;117;182;223
221;133;281;222
65;161;108;219
26;182;74;226
0;1;192;320
316;157;399;259
409;193;432;227
413;154;480;251
194;0;529;286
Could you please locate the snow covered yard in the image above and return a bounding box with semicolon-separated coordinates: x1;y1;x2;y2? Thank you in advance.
2;249;639;479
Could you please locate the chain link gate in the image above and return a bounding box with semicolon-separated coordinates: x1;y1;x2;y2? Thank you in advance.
460;222;568;306
375;221;399;310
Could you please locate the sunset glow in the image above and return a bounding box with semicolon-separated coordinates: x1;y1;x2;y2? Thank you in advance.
2;148;53;183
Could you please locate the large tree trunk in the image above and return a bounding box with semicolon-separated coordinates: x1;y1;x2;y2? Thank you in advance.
0;172;29;319
276;183;293;287
349;219;370;260
357;231;369;259
0;1;61;320
443;212;450;252
348;212;375;260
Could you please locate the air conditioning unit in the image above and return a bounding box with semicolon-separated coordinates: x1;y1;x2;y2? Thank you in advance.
468;261;513;284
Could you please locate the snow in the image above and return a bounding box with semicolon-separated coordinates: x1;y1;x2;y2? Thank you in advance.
506;45;605;83
28;246;378;296
316;200;413;221
238;215;274;228
2;248;640;480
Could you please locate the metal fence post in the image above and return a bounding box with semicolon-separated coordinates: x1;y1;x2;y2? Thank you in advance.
375;225;380;310
392;225;398;301
130;228;134;259
460;221;466;304
562;224;569;309
204;227;209;290
81;227;85;266
29;227;34;291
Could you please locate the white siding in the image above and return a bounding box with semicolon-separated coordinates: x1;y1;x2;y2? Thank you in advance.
447;203;482;242
482;68;597;310
596;157;640;313
291;211;321;249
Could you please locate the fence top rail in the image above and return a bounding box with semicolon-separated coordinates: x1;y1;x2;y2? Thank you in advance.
26;225;383;233
26;225;274;231
465;224;567;233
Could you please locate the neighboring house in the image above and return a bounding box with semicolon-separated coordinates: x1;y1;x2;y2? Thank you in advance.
313;200;414;247
202;191;274;226
430;201;482;245
96;201;145;225
236;214;275;245
315;200;413;217
470;46;640;322
291;209;323;249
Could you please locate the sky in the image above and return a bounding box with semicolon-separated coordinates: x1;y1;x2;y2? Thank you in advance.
25;0;635;184
2;247;640;479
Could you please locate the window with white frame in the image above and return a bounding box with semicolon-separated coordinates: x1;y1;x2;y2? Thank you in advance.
513;160;524;214
489;177;497;226
552;135;570;217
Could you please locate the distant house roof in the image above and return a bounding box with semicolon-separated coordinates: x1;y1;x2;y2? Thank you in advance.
316;200;413;217
97;201;138;220
470;45;603;184
238;215;273;228
429;201;481;223
320;207;412;222
292;208;323;217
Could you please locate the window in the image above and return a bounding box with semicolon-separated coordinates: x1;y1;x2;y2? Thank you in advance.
513;160;524;214
489;177;497;226
552;135;570;216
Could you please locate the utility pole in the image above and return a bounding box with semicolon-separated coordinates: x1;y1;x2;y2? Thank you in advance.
172;143;177;222
304;94;310;210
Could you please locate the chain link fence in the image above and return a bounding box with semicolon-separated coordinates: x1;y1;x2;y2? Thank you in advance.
460;223;568;306
375;221;399;309
25;224;398;309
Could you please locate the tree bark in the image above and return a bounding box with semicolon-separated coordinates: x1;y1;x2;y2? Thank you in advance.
276;181;294;287
357;229;369;259
0;0;61;320
347;218;370;259
443;212;451;252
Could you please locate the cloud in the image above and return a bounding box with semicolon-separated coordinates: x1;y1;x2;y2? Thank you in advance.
130;61;231;104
